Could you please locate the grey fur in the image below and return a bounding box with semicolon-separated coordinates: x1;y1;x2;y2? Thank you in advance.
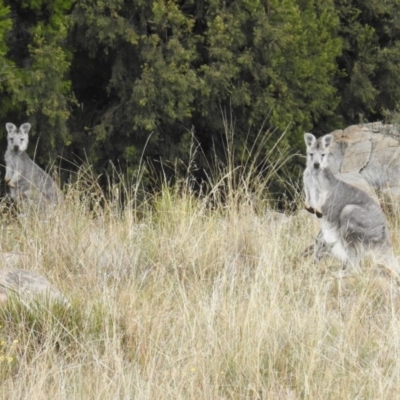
304;133;400;278
303;132;323;214
4;122;63;209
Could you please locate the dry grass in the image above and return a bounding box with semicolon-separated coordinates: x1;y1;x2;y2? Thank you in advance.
0;115;400;400
0;163;399;399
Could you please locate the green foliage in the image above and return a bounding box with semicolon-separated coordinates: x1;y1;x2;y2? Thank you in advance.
0;2;11;59
6;23;73;141
68;0;341;185
0;0;75;163
335;0;400;124
131;1;198;131
1;0;400;194
0;3;13;118
199;0;341;143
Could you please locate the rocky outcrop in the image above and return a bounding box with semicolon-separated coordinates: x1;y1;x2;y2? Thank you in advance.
0;268;69;306
328;122;400;195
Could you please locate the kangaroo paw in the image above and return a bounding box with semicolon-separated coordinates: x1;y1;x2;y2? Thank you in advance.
305;205;315;214
315;210;323;218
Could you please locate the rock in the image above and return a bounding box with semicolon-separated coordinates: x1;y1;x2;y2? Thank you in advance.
0;269;69;306
341;140;371;173
326;122;400;195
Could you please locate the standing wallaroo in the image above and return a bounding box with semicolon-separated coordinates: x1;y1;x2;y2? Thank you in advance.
303;133;322;215
4;122;63;210
303;132;400;278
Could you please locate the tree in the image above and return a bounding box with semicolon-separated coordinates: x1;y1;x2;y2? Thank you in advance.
70;0;341;180
197;0;341;149
0;0;74;164
69;0;200;174
334;0;400;125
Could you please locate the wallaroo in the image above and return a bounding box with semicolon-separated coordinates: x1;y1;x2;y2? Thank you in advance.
4;122;63;210
304;132;400;278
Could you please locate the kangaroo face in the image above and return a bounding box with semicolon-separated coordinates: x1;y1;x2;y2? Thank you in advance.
304;133;333;171
5;122;30;154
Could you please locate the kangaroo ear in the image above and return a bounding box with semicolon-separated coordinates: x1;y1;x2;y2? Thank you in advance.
304;133;316;148
20;123;31;135
321;134;334;149
5;123;17;135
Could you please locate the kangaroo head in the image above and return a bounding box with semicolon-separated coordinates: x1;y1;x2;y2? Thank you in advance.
5;122;30;153
304;133;333;171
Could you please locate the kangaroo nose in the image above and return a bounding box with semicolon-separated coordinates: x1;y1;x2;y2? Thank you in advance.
13;145;19;152
313;162;320;169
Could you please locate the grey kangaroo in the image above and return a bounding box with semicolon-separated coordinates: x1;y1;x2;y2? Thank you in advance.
304;132;400;278
4;122;63;209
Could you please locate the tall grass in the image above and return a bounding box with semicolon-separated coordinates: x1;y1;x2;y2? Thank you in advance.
0;131;399;399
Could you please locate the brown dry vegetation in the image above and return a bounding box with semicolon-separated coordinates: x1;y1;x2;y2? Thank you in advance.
0;158;399;399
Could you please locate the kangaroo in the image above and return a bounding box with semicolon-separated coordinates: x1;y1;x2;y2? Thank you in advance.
4;122;63;210
304;133;400;278
304;133;322;214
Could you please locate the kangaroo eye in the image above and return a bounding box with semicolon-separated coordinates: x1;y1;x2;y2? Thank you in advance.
321;153;325;157
309;153;313;156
